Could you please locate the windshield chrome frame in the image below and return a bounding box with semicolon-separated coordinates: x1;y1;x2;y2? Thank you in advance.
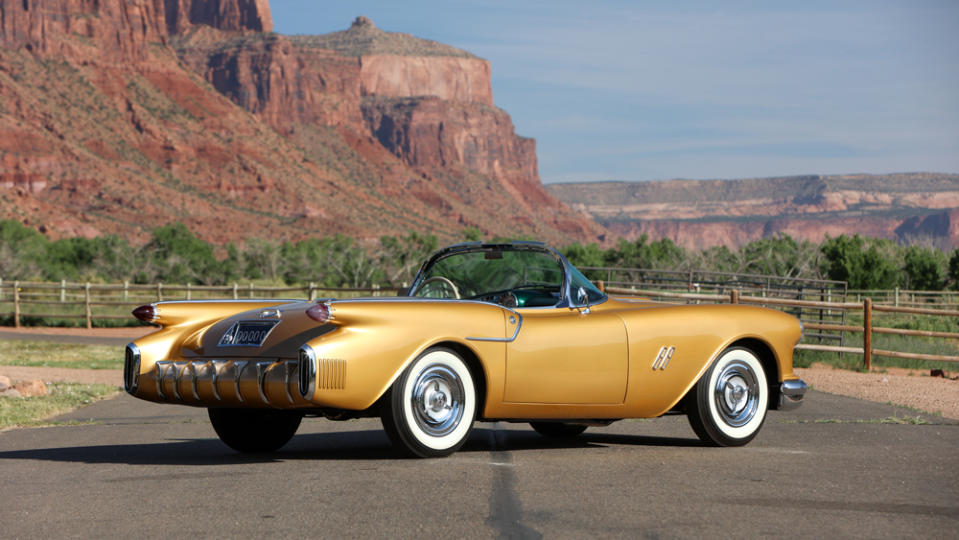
407;241;607;309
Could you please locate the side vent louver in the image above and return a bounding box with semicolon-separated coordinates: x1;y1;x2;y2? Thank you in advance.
317;359;347;390
298;346;345;398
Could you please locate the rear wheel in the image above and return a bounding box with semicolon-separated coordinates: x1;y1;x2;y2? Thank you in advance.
686;347;768;447
208;408;302;453
381;347;477;458
529;422;588;438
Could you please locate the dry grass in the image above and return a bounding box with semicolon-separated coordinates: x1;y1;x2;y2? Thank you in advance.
0;340;122;370
0;383;118;429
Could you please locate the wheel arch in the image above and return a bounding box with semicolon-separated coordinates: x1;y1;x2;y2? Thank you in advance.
431;340;489;421
726;337;780;408
675;336;781;414
368;339;489;418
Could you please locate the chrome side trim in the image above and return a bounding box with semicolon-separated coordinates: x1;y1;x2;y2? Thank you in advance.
778;379;808;411
652;346;676;370
466;308;523;343
153;299;300;305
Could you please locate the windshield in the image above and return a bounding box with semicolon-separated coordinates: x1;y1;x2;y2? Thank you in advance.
411;247;565;307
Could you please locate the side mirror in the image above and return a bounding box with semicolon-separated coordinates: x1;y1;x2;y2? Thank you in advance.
576;286;591;314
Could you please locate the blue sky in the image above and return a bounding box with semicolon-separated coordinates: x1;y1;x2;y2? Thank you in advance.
270;1;959;183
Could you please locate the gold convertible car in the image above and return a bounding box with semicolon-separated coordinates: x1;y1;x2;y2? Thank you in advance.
125;242;807;457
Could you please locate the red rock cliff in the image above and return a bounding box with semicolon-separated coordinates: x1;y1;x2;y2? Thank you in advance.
0;0;167;61
175;15;594;234
163;0;272;35
0;3;603;245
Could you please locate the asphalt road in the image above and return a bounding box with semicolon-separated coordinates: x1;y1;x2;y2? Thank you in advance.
1;391;957;539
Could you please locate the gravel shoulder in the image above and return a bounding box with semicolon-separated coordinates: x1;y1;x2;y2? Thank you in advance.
795;363;959;420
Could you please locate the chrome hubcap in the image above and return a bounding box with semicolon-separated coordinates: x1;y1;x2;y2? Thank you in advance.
411;364;464;437
714;360;759;427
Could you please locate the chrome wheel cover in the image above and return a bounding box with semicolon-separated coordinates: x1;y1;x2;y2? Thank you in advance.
410;363;465;437
713;360;760;428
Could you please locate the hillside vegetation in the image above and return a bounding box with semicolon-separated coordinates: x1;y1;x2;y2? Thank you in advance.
1;220;955;291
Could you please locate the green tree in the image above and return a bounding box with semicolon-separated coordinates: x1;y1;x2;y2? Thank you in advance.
242;238;283;282
901;244;946;290
378;232;438;286
694;245;740;273
560;242;607;280
603;235;687;270
820;234;898;289
949;249;959;291
142;223;219;284
461;227;483;242
738;234;819;279
0;220;48;280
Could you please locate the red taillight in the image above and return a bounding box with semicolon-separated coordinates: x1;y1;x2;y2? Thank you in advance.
306;303;330;323
132;304;157;323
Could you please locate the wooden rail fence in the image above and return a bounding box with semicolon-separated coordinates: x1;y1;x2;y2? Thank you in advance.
604;286;959;370
0;280;404;329
4;278;958;370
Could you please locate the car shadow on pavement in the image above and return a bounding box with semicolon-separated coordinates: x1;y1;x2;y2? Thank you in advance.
462;428;704;452
0;427;704;465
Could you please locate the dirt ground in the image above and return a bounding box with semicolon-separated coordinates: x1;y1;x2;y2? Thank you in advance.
1;327;957;420
795;363;959;420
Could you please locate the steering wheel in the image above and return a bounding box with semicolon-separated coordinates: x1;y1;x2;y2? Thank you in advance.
412;276;461;299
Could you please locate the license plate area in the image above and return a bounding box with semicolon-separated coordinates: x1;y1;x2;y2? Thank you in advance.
218;320;278;347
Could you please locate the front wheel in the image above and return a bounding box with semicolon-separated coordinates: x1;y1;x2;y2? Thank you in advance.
686;347;768;447
208;408;302;453
381;347;477;458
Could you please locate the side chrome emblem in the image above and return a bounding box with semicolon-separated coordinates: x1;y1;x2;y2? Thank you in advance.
652;346;675;370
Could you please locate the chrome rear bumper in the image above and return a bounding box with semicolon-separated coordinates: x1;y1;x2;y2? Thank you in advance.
777;379;807;410
144;359;312;408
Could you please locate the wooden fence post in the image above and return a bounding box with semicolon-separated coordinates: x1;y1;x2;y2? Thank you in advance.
894;287;899;307
309;282;316;301
60;279;66;302
730;289;739;304
249;282;254;299
84;282;92;329
863;297;873;370
597;280;605;293
13;281;19;329
232;283;238;300
157;282;163;302
187;283;191;300
124;280;129;301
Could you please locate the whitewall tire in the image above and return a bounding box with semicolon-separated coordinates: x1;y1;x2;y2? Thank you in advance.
687;347;768;446
381;347;477;458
